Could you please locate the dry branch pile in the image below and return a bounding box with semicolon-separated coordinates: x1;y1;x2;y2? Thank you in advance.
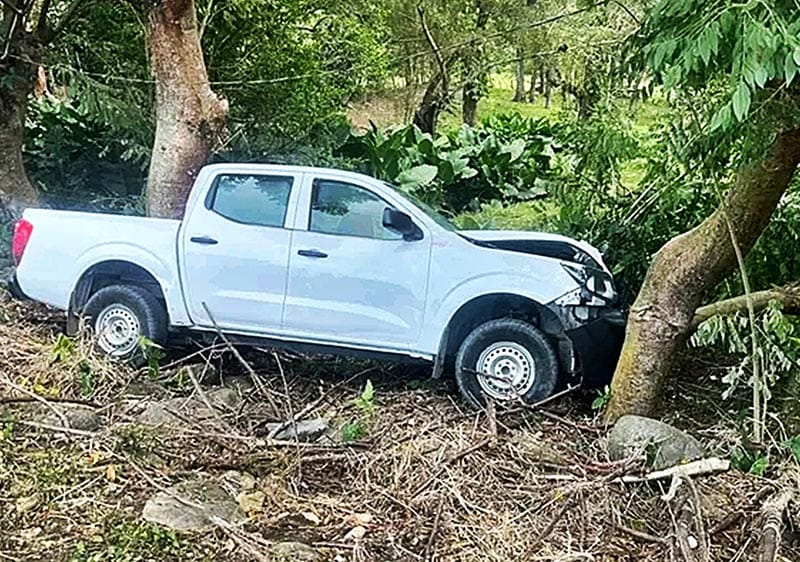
0;293;798;561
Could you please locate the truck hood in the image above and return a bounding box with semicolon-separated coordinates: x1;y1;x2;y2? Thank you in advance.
458;230;609;272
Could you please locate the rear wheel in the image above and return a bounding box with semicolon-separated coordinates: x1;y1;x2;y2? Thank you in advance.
83;285;167;363
455;318;558;410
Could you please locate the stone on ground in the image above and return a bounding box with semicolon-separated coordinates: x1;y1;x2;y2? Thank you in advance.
142;476;244;531
268;541;321;561
607;414;705;469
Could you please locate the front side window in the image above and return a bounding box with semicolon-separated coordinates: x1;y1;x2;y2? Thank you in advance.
309;179;401;240
209;174;293;227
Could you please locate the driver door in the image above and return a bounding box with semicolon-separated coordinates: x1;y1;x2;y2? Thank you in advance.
283;176;431;349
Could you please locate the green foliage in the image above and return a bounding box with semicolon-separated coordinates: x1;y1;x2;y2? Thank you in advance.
731;445;769;476
52;334;75;363
70;520;185;562
637;0;800;135
137;337;163;380
24;97;147;212
341;421;368;442
591;385;611;411
342;379;376;442
782;434;800;462
691;301;800;400
339;115;559;212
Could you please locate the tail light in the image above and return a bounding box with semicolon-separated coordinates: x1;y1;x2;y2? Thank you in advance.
12;219;33;265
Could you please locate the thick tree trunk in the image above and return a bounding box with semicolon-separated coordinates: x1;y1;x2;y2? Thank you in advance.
145;0;227;219
605;129;800;422
528;58;539;103
0;39;40;214
513;49;526;102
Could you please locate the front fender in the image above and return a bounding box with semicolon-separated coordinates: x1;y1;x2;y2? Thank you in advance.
418;270;579;356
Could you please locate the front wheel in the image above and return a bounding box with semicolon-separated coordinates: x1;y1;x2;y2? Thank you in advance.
455;318;559;410
83;284;168;364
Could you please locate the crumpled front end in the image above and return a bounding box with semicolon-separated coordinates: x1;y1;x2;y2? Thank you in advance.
546;261;626;387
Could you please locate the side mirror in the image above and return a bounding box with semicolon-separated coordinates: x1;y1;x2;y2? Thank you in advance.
383;208;422;241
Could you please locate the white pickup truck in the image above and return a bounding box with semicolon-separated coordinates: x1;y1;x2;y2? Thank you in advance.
8;164;624;408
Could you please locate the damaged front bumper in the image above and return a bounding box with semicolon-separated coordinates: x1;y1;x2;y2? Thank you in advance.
547;304;626;388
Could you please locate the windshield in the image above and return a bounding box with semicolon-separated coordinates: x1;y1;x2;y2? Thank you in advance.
383;182;457;231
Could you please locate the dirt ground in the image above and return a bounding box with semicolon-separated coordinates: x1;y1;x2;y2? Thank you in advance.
0;292;798;562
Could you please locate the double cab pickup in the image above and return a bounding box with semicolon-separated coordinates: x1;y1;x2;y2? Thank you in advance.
8;164;624;408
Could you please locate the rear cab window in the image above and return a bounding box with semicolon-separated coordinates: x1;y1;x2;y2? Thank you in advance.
206;174;293;227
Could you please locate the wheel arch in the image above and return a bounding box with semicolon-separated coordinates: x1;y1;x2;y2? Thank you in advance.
432;292;568;378
68;260;168;334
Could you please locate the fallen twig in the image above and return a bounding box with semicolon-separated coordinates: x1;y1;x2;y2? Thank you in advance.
1;375;70;428
758;488;794;562
201;302;281;415
411;436;493;499
617;457;730;484
615;523;668;544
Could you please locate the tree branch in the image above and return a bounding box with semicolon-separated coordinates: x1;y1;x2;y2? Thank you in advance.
690;284;800;329
417;4;449;100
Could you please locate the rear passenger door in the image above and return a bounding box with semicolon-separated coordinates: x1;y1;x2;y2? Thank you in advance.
180;171;301;332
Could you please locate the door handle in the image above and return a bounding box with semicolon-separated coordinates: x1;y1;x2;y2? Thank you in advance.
190;236;218;245
297;249;328;259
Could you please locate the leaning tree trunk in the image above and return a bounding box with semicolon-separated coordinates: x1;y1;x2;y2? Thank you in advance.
513;48;526;102
145;0;227;219
413;71;444;135
605;129;800;422
0;42;40;214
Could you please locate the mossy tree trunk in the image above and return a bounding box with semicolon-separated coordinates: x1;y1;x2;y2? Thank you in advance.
143;0;227;219
605;128;800;422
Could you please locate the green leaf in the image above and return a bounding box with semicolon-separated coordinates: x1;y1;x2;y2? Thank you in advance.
754;66;768;88
709;103;732;132
793;46;800;67
361;379;374;403
395;164;438;188
785;51;798;86
501;138;526;162
732;82;751;122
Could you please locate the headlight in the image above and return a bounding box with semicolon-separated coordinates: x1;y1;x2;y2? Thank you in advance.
561;263;617;306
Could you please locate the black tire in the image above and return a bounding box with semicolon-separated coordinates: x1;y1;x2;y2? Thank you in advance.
83;284;168;365
455;318;558;410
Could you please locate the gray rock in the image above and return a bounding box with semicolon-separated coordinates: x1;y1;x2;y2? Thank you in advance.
607;415;705;469
268;542;321;562
142;477;244;531
266;418;330;442
4;403;103;431
137;387;241;427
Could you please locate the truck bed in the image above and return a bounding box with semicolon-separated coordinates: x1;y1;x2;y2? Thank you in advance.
15;209;181;311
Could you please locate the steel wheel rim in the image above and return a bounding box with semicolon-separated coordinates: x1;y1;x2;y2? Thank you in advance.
94;303;141;357
476;341;536;401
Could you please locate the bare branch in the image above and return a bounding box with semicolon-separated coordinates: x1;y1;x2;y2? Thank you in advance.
417;4;449;99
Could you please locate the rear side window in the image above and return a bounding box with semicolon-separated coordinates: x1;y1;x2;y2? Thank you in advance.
208;174;293;227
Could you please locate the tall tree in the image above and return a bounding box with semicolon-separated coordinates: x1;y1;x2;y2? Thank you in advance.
605;1;800;422
135;0;227;218
0;0;86;213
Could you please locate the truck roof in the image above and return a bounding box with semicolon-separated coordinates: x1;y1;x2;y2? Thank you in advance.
201;163;377;182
